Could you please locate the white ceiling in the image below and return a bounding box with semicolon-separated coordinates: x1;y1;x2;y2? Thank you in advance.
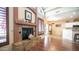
43;7;79;21
43;7;60;12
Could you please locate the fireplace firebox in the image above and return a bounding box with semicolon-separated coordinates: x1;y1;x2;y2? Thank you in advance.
22;27;33;40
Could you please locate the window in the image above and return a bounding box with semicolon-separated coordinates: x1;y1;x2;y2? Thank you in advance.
0;7;9;47
38;18;44;35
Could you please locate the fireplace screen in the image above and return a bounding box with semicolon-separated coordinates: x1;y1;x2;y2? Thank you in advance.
22;28;33;40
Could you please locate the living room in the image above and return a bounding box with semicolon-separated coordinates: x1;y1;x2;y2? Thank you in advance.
0;7;79;51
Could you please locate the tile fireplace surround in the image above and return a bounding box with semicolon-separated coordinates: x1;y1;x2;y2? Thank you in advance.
14;22;36;42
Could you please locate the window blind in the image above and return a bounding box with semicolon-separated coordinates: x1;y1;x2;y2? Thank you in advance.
0;7;7;43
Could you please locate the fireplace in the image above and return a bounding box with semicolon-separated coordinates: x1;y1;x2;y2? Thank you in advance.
22;27;33;40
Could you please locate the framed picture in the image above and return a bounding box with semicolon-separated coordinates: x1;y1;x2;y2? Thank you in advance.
25;10;32;20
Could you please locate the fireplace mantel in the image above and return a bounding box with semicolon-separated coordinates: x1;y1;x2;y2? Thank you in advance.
15;20;36;26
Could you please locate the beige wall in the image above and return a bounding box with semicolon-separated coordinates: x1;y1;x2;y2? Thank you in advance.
52;21;65;37
0;7;14;51
18;7;36;23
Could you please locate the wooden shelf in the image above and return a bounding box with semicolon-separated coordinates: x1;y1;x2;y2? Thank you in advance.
15;20;36;26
